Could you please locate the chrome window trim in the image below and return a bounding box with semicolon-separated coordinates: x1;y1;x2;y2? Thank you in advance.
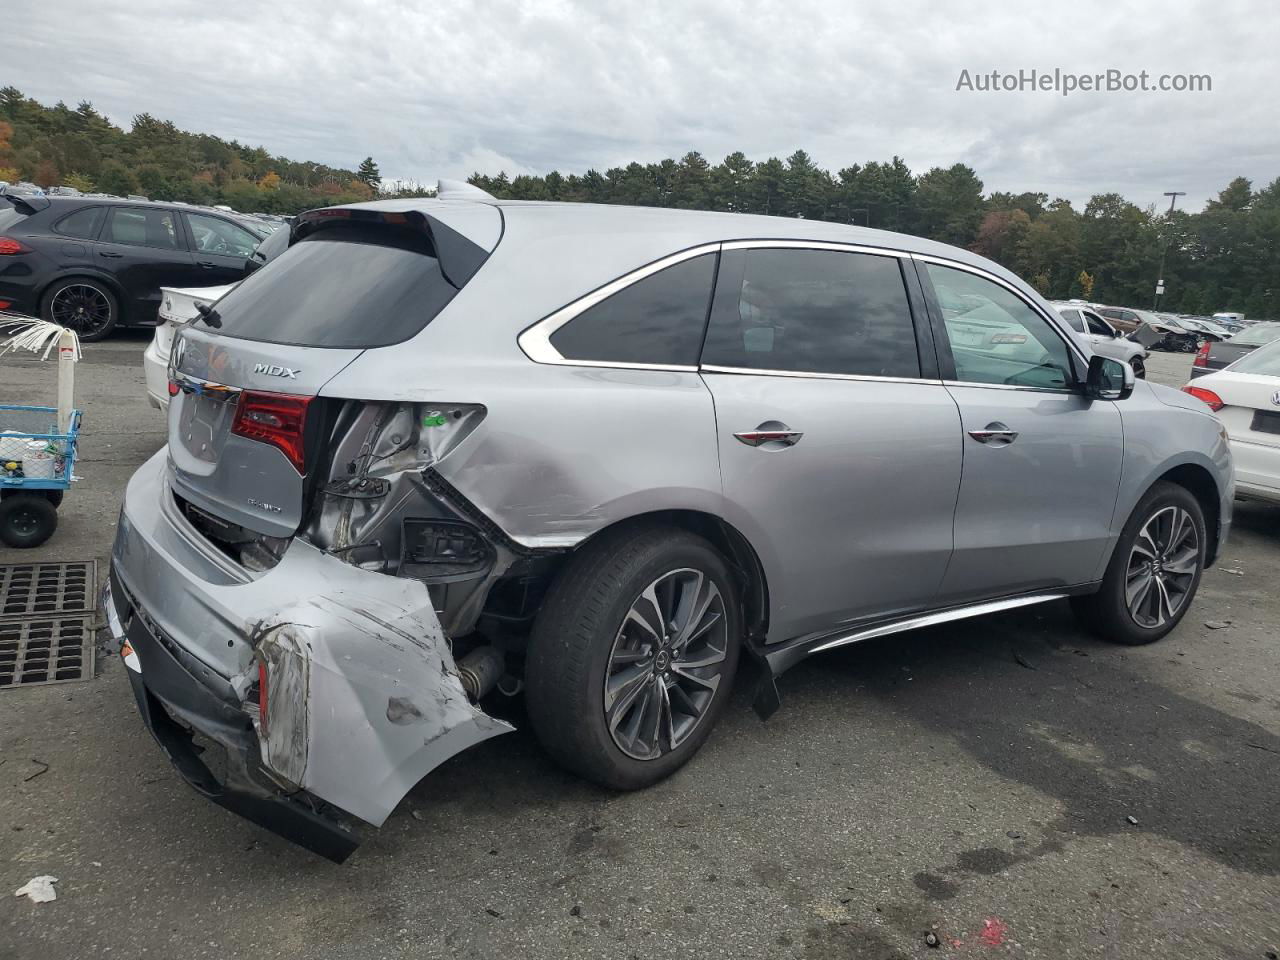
721;239;910;259
910;252;1090;367
701;363;942;386
941;379;1076;395
517;242;721;369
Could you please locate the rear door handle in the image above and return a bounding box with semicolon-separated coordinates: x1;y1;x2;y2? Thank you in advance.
734;423;803;448
197;261;216;269
99;251;123;259
968;422;1018;445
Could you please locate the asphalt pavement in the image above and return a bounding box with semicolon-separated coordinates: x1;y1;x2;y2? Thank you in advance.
1;341;1277;960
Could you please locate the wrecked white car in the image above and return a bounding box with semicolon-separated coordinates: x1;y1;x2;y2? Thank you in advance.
107;182;1231;860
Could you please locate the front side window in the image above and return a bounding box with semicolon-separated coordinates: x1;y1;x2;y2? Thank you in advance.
1083;311;1113;336
186;213;261;258
548;254;717;366
53;206;104;240
701;248;920;378
926;263;1073;390
105;207;179;250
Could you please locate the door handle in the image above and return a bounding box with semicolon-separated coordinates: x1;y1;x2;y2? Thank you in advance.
99;251;123;259
968;422;1018;445
197;260;216;269
734;422;803;448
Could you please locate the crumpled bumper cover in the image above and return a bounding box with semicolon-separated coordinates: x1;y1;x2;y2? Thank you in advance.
109;452;514;859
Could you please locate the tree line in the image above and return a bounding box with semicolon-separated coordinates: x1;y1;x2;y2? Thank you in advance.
1;87;1275;316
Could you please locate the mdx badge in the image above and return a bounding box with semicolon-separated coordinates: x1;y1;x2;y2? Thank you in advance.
247;497;283;513
254;363;299;379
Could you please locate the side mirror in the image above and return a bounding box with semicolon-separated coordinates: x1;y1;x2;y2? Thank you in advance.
1111;328;1123;338
1085;355;1134;401
243;255;263;276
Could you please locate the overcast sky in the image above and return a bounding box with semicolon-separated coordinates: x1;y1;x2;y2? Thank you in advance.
10;0;1276;211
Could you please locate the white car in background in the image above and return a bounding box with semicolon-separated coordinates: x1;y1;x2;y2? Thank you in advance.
1183;337;1280;504
1051;301;1149;379
143;226;289;408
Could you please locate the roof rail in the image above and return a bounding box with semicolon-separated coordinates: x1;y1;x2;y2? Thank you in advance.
437;179;495;201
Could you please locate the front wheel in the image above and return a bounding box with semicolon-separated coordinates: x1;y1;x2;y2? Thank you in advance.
525;524;741;790
1072;482;1205;645
1130;357;1146;379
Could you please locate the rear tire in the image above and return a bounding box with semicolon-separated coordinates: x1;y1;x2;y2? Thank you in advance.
1130;357;1146;379
525;524;741;790
0;494;58;548
1071;482;1205;645
41;277;118;342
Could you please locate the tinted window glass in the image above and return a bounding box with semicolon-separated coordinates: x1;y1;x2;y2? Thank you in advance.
105;207;179;249
702;248;919;378
53;206;104;240
187;212;260;258
927;263;1073;390
549;254;716;366
1058;308;1086;332
209;225;457;348
1083;311;1112;336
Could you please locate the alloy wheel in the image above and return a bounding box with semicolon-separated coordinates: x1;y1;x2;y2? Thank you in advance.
50;284;112;337
603;568;728;761
1125;505;1200;628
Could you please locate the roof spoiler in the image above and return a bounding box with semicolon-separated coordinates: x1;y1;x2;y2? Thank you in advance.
436;179;495;201
0;193;51;214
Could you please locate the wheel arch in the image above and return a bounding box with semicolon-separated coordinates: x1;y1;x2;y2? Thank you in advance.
570;509;771;643
1154;462;1223;565
38;270;127;318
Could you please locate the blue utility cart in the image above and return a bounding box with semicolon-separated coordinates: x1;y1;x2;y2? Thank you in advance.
0;404;82;548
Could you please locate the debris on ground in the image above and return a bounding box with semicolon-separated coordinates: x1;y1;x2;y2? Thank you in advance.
1013;652;1037;670
1126;815;1139;826
570;904;582;917
924;931;940;948
1204;620;1234;630
410;810;426;821
979;917;1007;947
1222;568;1245;577
23;759;49;783
1006;830;1023;839
14;876;58;903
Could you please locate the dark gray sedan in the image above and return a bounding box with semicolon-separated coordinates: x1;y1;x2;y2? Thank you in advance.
1190;321;1280;378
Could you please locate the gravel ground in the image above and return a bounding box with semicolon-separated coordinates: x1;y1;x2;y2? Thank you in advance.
1;340;1276;960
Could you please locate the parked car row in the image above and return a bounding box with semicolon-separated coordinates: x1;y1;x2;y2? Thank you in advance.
0;195;280;340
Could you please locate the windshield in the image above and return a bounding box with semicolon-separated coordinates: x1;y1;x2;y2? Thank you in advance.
1229;337;1280;376
1231;322;1280;347
207;223;459;348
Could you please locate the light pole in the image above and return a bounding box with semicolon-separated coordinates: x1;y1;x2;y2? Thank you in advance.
1153;190;1186;310
852;207;870;227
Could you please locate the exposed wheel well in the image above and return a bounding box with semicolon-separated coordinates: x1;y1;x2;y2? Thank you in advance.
1153;463;1222;564
572;510;771;642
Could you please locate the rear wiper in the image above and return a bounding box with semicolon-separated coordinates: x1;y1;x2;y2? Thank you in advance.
194;302;222;329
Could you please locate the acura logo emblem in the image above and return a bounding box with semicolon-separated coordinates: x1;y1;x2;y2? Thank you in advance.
1272;390;1280;407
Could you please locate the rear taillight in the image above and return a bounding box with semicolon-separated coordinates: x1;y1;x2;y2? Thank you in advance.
1182;385;1224;411
231;390;312;473
1193;341;1211;367
0;236;29;255
257;659;269;736
0;300;11;310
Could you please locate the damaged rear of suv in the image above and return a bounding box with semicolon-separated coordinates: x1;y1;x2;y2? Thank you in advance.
109;183;1231;861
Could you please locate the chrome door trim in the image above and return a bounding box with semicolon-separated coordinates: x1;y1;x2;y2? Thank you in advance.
942;379;1076;395
807;592;1068;655
702;363;943;386
721;239;911;259
517;242;721;368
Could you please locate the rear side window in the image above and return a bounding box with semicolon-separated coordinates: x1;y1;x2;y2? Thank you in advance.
208;224;457;348
1083;311;1112;336
548;254;717;366
701;248;920;378
105;207;180;249
53;206;105;240
186;212;260;258
1059;308;1086;332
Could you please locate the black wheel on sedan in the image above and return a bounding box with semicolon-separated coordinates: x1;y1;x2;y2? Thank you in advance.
41;277;118;341
1130;357;1146;379
1071;482;1205;645
525;524;741;790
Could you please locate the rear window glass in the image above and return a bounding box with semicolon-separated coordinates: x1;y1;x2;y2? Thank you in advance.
0;203;26;231
1231;338;1280;375
53;206;105;240
208;224;457;348
1231;323;1280;347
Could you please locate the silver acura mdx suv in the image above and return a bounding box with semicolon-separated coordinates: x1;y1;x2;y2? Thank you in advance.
106;181;1232;860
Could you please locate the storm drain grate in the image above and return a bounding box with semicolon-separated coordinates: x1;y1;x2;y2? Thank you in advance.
0;562;95;619
0;615;94;687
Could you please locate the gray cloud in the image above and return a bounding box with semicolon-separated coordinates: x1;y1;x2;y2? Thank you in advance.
8;0;1275;210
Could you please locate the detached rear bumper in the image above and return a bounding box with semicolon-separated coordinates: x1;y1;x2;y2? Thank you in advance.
110;451;514;859
106;572;360;862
